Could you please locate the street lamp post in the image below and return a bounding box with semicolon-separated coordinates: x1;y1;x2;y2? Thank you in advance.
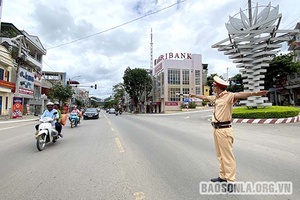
68;76;81;85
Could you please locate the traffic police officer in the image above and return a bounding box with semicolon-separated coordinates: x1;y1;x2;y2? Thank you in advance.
190;76;268;183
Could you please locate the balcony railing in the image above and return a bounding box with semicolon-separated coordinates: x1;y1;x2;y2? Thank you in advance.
26;54;42;68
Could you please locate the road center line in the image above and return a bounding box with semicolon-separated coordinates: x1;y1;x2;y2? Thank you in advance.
134;192;145;200
115;137;125;153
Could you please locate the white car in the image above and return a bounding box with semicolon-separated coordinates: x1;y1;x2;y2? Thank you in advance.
108;108;116;114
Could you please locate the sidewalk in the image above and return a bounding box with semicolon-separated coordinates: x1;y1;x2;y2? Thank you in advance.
0;115;38;124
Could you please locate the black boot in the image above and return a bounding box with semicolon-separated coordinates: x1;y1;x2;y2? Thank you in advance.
211;177;227;182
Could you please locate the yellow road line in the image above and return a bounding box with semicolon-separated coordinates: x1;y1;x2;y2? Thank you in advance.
134;192;145;200
115;137;125;153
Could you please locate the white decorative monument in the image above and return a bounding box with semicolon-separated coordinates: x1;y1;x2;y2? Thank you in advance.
212;1;298;107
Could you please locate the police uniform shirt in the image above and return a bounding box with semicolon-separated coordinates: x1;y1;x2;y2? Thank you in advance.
207;91;236;122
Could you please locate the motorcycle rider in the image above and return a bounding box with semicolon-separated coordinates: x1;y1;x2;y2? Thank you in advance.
35;102;63;138
69;105;81;124
53;101;63;137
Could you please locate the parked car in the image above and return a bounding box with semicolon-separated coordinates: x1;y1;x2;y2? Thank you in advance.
83;108;99;119
108;108;116;114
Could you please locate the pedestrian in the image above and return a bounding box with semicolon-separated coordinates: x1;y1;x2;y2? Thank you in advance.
189;76;268;185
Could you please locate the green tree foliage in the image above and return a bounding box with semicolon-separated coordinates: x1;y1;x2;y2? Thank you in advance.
227;73;244;92
75;98;85;108
265;53;300;88
49;83;73;104
265;53;300;103
112;82;125;101
123;67;152;106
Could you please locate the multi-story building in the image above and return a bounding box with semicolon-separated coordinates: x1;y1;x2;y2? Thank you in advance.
0;44;15;116
0;22;47;116
152;52;203;113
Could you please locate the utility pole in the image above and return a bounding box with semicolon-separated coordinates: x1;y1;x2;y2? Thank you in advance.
227;67;229;81
14;35;24;97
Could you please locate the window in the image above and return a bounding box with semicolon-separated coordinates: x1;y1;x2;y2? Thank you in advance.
168;69;180;85
169;87;180;101
182;69;189;85
195;87;201;95
0;68;4;80
182;88;189;96
5;96;8;109
195;70;201;85
161;72;164;95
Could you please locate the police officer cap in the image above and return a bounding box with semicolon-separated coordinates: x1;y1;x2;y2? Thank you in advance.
46;102;54;106
213;76;229;89
54;101;59;105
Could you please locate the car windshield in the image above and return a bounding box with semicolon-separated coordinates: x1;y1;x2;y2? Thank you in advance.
86;108;96;112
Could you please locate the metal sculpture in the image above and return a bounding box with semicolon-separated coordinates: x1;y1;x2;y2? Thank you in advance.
212;2;297;107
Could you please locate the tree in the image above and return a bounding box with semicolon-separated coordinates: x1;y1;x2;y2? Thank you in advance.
265;53;300;103
112;82;125;101
265;53;300;86
48;83;73;105
123;67;152;107
227;73;244;92
75;98;85;108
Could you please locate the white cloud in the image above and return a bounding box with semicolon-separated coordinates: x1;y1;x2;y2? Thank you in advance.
1;0;299;98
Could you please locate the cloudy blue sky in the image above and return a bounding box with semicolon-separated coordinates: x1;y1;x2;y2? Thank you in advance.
1;0;299;98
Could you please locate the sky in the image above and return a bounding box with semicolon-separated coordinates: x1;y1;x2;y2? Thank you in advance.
1;0;300;99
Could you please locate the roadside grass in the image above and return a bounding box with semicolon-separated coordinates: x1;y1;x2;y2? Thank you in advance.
232;106;300;119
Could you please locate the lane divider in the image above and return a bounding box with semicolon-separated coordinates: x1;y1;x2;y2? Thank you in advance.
134;192;145;200
115;137;125;153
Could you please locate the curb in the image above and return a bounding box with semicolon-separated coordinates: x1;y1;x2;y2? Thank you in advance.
233;115;300;124
0;117;37;124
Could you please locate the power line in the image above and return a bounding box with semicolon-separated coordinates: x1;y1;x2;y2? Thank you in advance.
47;0;187;50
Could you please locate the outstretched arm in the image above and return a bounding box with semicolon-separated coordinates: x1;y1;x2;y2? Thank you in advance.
234;90;269;100
189;94;209;101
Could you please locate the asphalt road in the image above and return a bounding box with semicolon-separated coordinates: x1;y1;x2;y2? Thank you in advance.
0;109;299;200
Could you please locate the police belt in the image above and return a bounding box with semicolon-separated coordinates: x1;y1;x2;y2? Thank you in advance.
211;121;231;129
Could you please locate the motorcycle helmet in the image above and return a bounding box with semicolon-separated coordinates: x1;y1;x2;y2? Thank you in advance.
46;102;54;111
46;102;54;106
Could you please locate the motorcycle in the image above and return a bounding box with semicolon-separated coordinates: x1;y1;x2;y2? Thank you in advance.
69;113;79;128
35;113;59;151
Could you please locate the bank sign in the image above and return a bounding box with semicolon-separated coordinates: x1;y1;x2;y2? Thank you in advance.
19;68;34;96
154;52;192;65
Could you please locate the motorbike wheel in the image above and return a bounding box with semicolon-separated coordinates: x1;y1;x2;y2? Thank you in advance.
71;121;74;128
36;134;46;151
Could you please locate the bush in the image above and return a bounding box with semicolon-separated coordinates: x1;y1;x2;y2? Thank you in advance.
180;102;197;109
188;102;197;109
232;106;300;119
